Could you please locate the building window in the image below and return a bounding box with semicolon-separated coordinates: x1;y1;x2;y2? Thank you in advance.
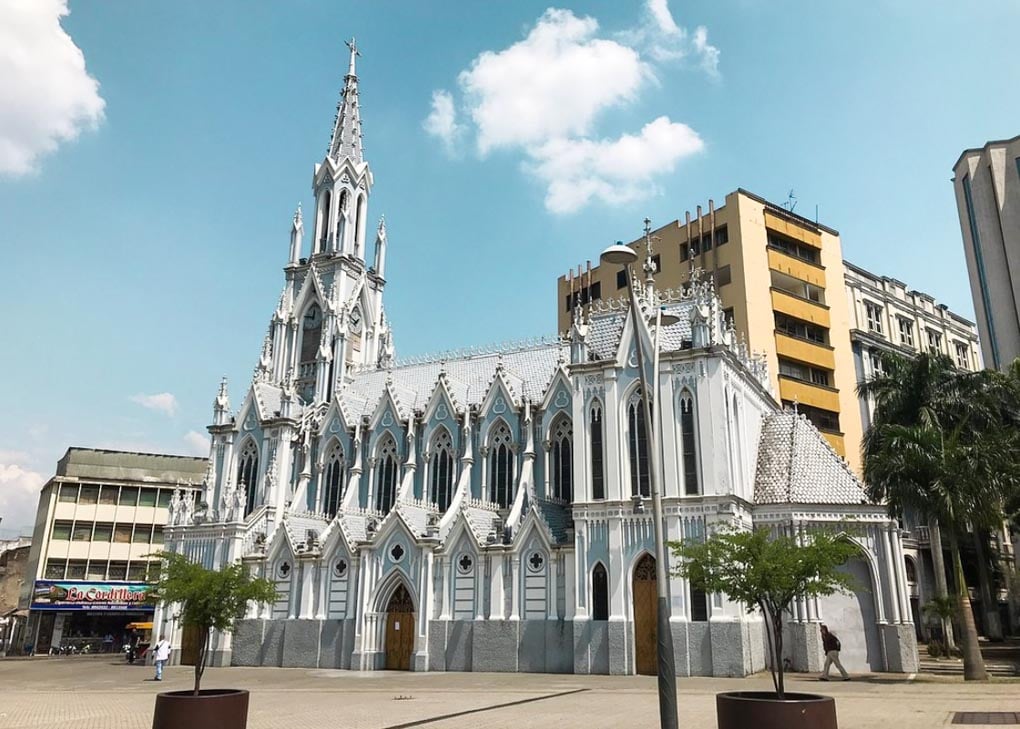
132;525;151;544
79;486;99;505
44;559;66;579
237;440;260;517
86;561;106;580
679;243;689;262
108;562;128;581
488;423;515;509
72;522;92;541
590;404;605;501
680;393;699;495
628;393;650;498
714;225;729;246
691;588;709;621
375;436;399;514
864;302;883;334
99;486;118;505
127;562;148;581
955;342;969;369
868;349;885;376
323;442;346;518
650;254;661;273
592;563;609;620
156;489;172;508
138;489;157;508
58;484;77;503
66;561;86;579
550;417;573;502
777;358;831;387
785;401;840;433
92;523;113;542
767;231;820;264
51;521;72;541
898;317;914;347
774;312;827;345
118;487;139;507
714;265;731;288
926;328;942;354
616;269;628;289
429;429;455;512
114;524;132;543
700;232;713;252
318;190;331;252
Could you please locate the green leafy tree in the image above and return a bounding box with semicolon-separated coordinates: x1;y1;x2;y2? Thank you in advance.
671;527;860;698
860;353;1020;681
922;596;955;655
149;552;278;695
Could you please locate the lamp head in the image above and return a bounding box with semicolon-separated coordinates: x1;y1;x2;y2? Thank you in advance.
600;243;638;266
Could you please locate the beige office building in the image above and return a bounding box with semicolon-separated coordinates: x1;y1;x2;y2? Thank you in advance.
952;135;1020;371
20;448;205;655
557;188;864;473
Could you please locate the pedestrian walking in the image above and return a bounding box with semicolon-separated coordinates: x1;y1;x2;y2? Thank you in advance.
819;624;850;680
152;634;171;681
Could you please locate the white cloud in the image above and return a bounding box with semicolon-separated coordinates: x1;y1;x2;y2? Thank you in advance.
423;90;463;152
458;8;649;154
0;463;46;537
529;116;704;214
422;4;714;214
130;392;178;417
627;0;720;74
183;430;210;457
0;0;105;176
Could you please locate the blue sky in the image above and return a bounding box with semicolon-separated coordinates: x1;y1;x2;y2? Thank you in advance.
1;0;1018;536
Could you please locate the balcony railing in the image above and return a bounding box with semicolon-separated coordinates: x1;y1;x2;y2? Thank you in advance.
914;525;930;544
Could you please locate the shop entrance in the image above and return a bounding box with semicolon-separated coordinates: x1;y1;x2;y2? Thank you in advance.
633;554;657;676
384;585;415;670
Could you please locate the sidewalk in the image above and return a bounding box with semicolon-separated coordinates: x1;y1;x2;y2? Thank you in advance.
0;657;1016;729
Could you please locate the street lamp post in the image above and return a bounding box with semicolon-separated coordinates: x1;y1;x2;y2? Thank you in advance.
601;234;679;729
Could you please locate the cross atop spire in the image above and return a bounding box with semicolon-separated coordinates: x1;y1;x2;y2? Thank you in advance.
328;37;365;164
345;37;361;77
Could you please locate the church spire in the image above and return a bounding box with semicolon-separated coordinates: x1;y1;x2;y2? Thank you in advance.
327;38;364;165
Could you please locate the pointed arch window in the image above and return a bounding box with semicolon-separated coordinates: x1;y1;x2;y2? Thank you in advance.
354;194;366;253
323;441;346;518
429;428;455;512
318;190;332;253
375;436;398;514
628;392;650;498
335;190;349;251
590;403;605;501
551;417;573;502
680;391;699;495
237;439;260;517
592;563;609;620
488;423;514;508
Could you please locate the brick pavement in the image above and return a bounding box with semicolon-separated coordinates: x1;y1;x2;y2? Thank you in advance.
0;655;1017;729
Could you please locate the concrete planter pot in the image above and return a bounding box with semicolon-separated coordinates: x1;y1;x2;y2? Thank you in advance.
716;691;837;729
152;689;249;729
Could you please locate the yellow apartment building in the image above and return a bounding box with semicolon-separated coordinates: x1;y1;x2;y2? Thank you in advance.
556;188;863;474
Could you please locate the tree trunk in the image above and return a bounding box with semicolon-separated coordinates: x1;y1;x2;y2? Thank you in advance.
194;628;210;696
773;613;785;700
948;530;988;681
929;519;955;649
973;531;1003;640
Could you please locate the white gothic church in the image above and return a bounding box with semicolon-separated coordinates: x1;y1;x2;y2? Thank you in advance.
162;43;918;676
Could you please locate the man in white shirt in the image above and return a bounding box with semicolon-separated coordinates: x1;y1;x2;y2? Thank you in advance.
152;634;171;681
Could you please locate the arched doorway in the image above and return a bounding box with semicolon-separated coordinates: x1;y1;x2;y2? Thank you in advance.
633;554;657;675
384;584;415;670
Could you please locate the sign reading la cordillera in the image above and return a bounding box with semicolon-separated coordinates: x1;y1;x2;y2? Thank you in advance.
31;580;154;611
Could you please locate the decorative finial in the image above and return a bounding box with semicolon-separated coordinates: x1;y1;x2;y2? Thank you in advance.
293;202;302;227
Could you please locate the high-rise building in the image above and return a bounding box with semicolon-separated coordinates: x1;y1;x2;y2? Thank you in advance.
19;448;205;656
556;189;864;473
952;136;1020;371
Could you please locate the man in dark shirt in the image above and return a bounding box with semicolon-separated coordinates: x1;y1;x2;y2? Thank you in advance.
819;624;850;680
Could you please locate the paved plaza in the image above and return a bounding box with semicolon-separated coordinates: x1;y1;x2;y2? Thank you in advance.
1;657;1018;729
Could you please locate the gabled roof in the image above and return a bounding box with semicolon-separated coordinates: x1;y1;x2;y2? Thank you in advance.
754;412;870;506
339;342;567;419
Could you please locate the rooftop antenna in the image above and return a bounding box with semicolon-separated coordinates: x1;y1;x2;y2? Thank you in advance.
782;189;797;213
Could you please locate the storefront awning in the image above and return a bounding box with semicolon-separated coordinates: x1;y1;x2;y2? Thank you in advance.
126;622;153;630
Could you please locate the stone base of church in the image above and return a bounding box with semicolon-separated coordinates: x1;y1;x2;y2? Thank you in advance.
881;623;919;673
229;617;767;676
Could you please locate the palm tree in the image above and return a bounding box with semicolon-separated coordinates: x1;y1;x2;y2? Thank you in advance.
860;353;1020;681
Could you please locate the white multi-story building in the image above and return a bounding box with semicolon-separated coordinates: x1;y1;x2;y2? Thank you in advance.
165;41;918;677
953;135;1020;371
20;448;205;655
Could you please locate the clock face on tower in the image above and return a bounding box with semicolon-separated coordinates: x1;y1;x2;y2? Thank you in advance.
349;306;362;332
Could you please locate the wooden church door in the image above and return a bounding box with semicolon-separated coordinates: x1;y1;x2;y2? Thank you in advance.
633;554;657;676
384;585;415;670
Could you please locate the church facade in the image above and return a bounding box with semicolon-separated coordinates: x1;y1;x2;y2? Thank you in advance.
162;43;918;676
